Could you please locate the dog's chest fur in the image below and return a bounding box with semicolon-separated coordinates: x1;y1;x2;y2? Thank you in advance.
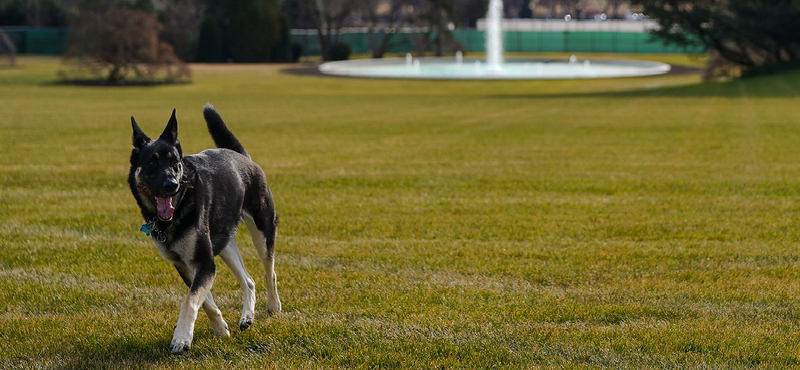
154;231;197;264
133;150;255;263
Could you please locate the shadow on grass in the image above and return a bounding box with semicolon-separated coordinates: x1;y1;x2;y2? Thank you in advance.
492;70;800;99
282;62;323;77
51;335;174;370
42;79;193;87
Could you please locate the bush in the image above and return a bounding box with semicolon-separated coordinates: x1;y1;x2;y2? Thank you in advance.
741;59;800;78
329;42;351;61
268;12;292;62
290;42;303;63
61;8;190;85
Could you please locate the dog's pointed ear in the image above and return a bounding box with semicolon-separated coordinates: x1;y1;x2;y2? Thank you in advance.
131;116;151;148
159;109;178;144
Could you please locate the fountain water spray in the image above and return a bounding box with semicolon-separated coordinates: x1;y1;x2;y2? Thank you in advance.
318;0;671;80
485;0;504;71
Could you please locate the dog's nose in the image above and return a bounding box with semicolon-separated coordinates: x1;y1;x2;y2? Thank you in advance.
163;178;179;193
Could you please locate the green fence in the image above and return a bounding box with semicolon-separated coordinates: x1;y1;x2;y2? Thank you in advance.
291;29;705;58
455;30;702;54
0;27;70;54
1;27;703;57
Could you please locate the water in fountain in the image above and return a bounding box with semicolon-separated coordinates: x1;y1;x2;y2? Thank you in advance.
318;0;671;79
485;0;504;71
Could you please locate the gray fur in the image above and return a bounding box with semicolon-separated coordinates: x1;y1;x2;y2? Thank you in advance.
128;106;281;355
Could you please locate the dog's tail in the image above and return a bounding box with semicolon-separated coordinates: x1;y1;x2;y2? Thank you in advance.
203;103;249;158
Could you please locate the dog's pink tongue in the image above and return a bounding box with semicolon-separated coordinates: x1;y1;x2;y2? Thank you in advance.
156;197;175;220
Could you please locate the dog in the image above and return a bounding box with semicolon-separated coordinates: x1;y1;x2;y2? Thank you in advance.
128;104;281;355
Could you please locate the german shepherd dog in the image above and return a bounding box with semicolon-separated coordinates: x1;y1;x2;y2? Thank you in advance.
128;104;281;355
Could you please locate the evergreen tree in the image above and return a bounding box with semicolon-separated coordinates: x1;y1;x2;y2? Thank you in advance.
632;0;800;76
196;16;223;62
203;0;287;62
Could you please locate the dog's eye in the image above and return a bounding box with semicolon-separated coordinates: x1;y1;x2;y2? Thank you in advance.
148;160;157;167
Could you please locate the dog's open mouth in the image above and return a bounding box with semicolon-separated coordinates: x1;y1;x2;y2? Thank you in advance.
156;197;176;220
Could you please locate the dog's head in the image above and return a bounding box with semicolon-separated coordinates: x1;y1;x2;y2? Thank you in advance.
130;109;184;220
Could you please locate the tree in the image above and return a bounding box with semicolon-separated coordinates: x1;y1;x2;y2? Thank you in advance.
519;0;533;18
62;7;189;84
360;0;411;58
463;0;489;27
270;10;293;62
0;30;15;66
196;15;223;62
0;0;67;27
204;0;286;62
419;0;464;56
160;0;206;62
631;0;800;78
603;0;627;18
558;0;581;18
289;0;358;61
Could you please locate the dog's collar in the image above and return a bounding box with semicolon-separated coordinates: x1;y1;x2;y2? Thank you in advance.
140;218;167;243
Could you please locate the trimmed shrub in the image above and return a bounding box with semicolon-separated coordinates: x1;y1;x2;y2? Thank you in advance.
329;42;351;61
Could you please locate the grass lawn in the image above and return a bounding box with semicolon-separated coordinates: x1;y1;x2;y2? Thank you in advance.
1;54;799;369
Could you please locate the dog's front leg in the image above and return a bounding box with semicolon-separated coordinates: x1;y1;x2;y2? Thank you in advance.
171;252;216;355
174;262;229;337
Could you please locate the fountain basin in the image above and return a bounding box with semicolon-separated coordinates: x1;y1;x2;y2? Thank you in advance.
318;57;671;80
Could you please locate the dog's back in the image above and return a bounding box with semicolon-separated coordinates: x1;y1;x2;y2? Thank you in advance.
187;106;277;251
197;103;276;233
198;104;282;330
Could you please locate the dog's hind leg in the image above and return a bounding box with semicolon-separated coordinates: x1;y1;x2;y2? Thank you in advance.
243;212;281;315
219;241;257;330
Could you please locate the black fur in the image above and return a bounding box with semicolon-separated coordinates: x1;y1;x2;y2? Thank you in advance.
203;104;248;157
128;104;280;355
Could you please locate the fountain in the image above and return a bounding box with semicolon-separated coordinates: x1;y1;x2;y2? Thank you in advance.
485;0;504;72
318;1;671;80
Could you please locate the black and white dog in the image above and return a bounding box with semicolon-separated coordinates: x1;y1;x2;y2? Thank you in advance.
128;104;281;355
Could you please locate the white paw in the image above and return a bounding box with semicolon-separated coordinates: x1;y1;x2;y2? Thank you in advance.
170;330;193;355
212;320;230;337
267;297;281;316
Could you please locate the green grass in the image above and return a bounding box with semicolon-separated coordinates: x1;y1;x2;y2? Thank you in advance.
1;55;799;369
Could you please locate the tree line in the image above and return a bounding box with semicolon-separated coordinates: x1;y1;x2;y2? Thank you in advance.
2;0;798;81
0;0;640;63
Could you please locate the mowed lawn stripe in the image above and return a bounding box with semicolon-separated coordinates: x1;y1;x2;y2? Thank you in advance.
1;56;799;369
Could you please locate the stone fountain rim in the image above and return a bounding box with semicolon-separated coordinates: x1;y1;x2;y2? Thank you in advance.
318;56;672;80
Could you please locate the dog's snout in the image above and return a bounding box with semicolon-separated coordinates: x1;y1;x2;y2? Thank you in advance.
163;178;179;193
